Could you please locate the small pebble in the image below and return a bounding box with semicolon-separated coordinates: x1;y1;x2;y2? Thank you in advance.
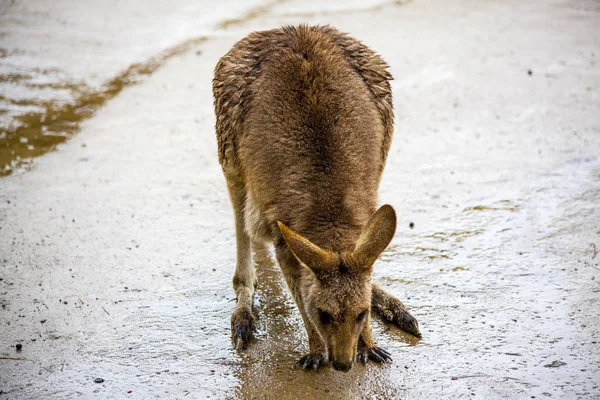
409;221;415;229
94;378;105;383
16;343;22;351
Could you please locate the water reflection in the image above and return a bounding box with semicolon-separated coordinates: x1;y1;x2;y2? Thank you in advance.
232;244;420;399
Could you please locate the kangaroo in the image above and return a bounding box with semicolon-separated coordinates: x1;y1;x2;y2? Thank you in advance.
213;25;420;372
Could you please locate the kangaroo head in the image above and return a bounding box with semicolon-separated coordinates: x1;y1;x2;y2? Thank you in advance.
278;205;397;371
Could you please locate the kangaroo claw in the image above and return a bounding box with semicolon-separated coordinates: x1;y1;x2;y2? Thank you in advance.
232;324;252;349
235;335;245;350
357;341;392;365
231;307;255;349
357;352;369;365
297;353;328;371
367;346;392;363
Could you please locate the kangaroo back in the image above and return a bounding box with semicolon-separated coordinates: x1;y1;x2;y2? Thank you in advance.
213;25;394;250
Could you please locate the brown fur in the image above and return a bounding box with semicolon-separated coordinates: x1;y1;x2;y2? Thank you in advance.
213;25;419;372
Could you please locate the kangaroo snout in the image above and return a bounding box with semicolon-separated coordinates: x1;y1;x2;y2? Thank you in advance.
332;360;353;372
331;347;354;372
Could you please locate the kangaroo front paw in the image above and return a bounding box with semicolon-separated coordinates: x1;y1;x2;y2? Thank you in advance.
377;303;421;338
357;346;392;364
368;346;392;363
231;306;255;350
297;352;328;371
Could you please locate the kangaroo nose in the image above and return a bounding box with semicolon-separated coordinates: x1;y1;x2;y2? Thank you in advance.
332;360;352;372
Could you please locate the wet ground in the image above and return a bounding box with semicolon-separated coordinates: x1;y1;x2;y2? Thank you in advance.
1;0;600;398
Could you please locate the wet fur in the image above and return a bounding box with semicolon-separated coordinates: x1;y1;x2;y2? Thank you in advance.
213;25;419;370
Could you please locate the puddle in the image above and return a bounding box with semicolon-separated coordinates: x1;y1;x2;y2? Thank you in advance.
0;0;288;176
463;200;519;213
0;36;210;176
424;229;484;243
230;244;424;399
0;0;421;176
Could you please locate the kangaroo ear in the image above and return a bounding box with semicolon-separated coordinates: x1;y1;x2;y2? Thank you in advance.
277;221;338;273
351;205;397;269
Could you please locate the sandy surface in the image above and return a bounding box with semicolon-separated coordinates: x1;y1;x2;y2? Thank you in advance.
1;0;600;399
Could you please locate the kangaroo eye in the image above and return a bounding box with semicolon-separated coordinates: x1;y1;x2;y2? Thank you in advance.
357;310;368;322
318;309;333;325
